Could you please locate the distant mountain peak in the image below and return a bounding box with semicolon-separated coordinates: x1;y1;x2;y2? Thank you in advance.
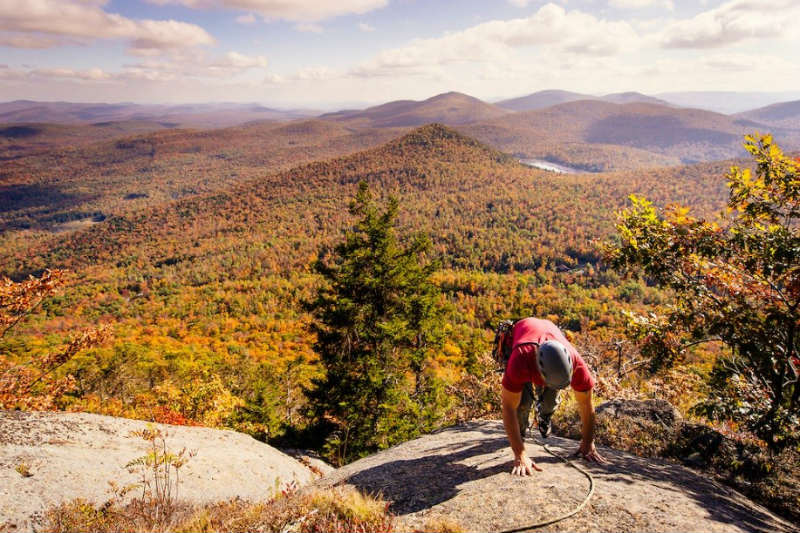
397;123;471;145
396;122;479;146
601;92;670;106
426;91;478;101
382;123;513;163
496;90;594;112
321;92;507;127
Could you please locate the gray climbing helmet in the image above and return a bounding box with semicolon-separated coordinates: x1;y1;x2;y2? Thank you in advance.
536;340;573;389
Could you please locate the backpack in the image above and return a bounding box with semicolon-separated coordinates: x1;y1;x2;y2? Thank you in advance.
492;319;519;370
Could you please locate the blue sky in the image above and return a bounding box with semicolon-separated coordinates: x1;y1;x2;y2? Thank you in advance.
0;0;798;107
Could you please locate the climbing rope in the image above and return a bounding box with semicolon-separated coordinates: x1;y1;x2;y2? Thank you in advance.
497;441;595;533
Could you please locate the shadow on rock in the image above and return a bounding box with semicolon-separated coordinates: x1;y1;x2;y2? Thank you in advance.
340;437;510;514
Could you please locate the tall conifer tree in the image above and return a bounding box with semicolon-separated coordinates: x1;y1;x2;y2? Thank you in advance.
307;181;447;464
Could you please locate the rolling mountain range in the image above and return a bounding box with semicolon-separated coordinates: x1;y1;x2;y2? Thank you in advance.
0;100;315;128
657;91;800;114
4;90;797;178
735;100;800;130
495;90;669;112
459;99;797;170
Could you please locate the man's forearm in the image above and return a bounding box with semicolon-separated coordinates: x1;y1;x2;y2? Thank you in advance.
502;405;525;456
576;390;596;445
580;407;596;445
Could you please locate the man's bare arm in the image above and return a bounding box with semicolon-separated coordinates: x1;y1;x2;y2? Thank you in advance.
501;385;542;475
573;388;608;463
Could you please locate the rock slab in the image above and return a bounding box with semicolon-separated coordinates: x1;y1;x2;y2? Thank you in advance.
0;410;315;531
318;420;794;533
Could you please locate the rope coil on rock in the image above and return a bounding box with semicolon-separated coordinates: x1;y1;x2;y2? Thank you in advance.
498;442;595;533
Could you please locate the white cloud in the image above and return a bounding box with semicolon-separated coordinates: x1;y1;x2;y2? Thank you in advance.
31;67;112;81
294;23;324;33
610;0;674;10
0;0;214;54
147;0;388;22
123;50;269;81
660;0;800;48
358;22;375;32
0;65;113;82
507;0;534;6
235;13;256;24
0;33;62;48
293;66;337;81
212;51;268;69
351;3;640;78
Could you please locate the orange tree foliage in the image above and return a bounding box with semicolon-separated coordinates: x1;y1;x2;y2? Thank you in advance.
607;134;800;449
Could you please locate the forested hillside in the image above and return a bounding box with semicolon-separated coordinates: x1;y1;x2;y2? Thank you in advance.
0;119;404;235
4;124;732;278
1;124;735;438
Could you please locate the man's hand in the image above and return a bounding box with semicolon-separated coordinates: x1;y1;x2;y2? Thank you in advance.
577;440;608;464
511;454;543;476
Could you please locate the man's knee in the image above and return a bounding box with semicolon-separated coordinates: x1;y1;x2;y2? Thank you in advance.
536;386;560;416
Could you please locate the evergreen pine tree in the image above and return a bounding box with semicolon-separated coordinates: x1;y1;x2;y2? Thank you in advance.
306;181;448;464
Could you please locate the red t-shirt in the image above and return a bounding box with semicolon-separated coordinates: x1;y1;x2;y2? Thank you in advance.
501;318;595;393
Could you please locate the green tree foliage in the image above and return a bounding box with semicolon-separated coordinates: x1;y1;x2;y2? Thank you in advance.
607;134;800;449
306;181;449;464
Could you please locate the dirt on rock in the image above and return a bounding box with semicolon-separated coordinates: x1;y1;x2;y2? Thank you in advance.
317;420;795;533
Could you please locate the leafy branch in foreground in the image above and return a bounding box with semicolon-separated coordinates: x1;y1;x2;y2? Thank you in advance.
0;270;111;409
606;133;799;449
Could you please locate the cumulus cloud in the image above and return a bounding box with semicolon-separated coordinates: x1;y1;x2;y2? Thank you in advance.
214;51;268;69
0;33;62;48
351;3;640;78
235;13;256;25
0;66;113;82
358;22;375;32
147;0;388;22
31;67;112;81
293;66;337;81
610;0;674;9
660;0;800;48
123;50;270;81
294;23;324;33
0;0;214;54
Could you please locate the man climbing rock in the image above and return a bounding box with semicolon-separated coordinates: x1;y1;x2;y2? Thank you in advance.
497;317;607;475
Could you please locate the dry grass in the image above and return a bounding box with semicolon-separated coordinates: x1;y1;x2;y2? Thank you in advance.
415;517;465;533
45;486;397;533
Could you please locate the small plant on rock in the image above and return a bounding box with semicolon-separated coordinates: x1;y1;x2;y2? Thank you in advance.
123;426;195;528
